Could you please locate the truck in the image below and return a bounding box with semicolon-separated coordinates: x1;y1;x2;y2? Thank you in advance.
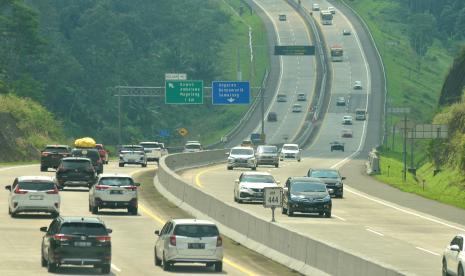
320;10;333;25
330;45;343;62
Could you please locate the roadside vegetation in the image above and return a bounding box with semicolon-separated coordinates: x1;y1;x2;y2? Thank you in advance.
342;0;465;208
0;0;268;160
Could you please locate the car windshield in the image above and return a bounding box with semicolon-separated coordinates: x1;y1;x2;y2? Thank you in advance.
258;146;277;153
173;224;219;237
99;177;134;186
62;160;92;169
18;181;55;191
291;182;326;193
356;110;365;114
72;150;99;161
231;149;253;155
185;144;201;150
241;174;275;183
44;147;68;153
309;170;339;178
140;143;160;149
60;223;108;236
283;145;298;151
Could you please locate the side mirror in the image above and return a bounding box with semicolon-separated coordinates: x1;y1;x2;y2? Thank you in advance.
225;151;230;156
328;188;334;194
276;180;281;185
5;185;11;191
134;183;141;187
40;227;47;232
342;176;346;180
283;187;288;193
450;244;460;252
154;230;160;236
107;228;113;234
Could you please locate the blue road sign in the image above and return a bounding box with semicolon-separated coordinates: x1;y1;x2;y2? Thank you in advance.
212;81;250;105
159;129;170;138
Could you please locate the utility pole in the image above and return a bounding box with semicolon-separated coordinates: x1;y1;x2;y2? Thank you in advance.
118;88;122;146
237;47;242;81
260;88;265;140
410;127;415;170
402;114;407;182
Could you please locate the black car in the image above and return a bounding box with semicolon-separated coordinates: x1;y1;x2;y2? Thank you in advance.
267;112;277;122
307;168;345;198
40;145;72;172
71;148;103;174
56;157;96;189
40;216;112;273
282;177;332;217
330;141;345;152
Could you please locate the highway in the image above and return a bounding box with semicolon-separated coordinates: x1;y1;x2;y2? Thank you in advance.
174;1;458;275
0;163;299;276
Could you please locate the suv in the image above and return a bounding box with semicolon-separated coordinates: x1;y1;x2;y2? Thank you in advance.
280;144;301;162
154;219;223;272
40;145;72;172
56;157;96;189
95;144;109;164
140;141;162;162
256;145;279;167
307;168;345;198
71;148;103;174
40;216;112;273
282;177;332;217
234;172;279;203
119;145;147;167
227;147;257;170
89;174;140;215
5;176;60;218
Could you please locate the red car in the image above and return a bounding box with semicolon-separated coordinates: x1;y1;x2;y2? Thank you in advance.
96;144;109;164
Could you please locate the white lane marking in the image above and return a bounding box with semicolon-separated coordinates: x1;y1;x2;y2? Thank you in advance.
416;247;440;256
366;228;384;237
346;187;465;232
0;164;37;172
111;264;122;272
333;215;346;221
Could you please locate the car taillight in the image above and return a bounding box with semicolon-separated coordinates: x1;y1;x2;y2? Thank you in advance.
41;152;49;157
53;234;72;241
46;186;59;194
124;186;137;191
216;236;223;247
95;185;110;190
14;186;28;194
169;235;176;246
95;236;111;242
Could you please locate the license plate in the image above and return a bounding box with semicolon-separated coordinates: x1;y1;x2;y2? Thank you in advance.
188;243;205;249
128;159;135;162
74;241;91;247
110;190;123;195
29;195;43;200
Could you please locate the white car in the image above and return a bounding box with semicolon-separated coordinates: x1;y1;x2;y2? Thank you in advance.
227;147;257;170
342;115;353;125
280;144;301;162
328;6;336;14
154;219;223;272
5;176;60;218
353;80;362;89
184;142;203;153
140;141;162;162
292;104;302;112
119;145;147;167
443;235;465;276
234;172;279;203
89;173;140;215
312;3;320;11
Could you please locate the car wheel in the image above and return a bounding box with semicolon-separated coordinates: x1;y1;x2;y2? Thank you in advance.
119;163;124;167
41;251;47;267
325;211;332;218
234;192;238;202
281;205;286;214
92;205;99;215
237;198;243;204
10;211;17;218
287;205;293;216
101;264;111;274
129;206;138;215
8;206;11;215
47;253;57;272
442;258;449;276
227;166;233;170
337;192;343;198
57;184;64;191
215;261;223;272
40;166;47;172
163;253;171;271
154;249;162;266
297;159;301;162
275;163;279;168
459;264;464;276
142;163;147;168
251;166;257;171
51;212;59;218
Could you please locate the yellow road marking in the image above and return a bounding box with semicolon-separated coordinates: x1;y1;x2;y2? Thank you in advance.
195;166;221;188
139;202;257;276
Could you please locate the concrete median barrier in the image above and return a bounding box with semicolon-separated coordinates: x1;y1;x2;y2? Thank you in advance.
154;151;405;276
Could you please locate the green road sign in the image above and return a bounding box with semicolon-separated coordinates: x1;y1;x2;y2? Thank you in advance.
165;80;203;104
274;45;315;55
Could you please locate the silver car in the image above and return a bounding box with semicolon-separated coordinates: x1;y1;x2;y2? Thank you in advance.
256;145;279;167
154;219;223;272
227;147;257;170
443;235;465;276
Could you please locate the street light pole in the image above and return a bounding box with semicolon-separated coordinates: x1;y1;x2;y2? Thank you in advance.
118;88;122;146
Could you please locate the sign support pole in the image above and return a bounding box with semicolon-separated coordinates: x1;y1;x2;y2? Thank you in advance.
402;114;407;182
271;207;276;222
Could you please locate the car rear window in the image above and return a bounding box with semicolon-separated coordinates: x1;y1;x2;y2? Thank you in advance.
309;170;339;178
174;224;219;237
44;147;69;153
140;143;160;149
18;181;55;191
59;223;108;236
62;160;92;169
258;146;277;153
72;150;100;161
99;177;134;186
